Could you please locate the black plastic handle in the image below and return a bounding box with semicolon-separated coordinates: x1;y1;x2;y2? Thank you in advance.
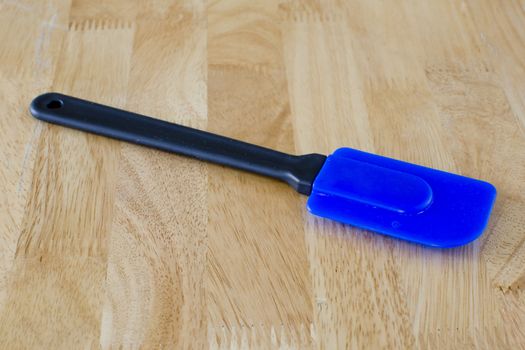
30;93;326;195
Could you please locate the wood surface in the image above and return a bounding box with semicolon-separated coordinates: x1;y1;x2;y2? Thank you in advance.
0;0;524;348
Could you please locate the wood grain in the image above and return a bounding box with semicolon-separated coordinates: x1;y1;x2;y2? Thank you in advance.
97;1;208;348
0;0;524;348
207;1;313;348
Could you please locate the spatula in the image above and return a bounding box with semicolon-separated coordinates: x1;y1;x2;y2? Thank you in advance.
30;93;497;247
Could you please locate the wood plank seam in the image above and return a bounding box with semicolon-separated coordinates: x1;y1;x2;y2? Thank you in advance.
68;19;134;31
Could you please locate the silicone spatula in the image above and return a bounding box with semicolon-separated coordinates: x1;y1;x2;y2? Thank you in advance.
30;93;497;247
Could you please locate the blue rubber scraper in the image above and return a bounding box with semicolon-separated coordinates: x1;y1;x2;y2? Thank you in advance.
31;93;497;247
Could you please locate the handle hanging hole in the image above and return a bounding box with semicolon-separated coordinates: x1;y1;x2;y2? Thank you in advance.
46;99;63;109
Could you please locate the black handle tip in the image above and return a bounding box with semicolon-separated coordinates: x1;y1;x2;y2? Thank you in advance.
30;92;67;121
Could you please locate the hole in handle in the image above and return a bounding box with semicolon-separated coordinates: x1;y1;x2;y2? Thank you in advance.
46;99;63;109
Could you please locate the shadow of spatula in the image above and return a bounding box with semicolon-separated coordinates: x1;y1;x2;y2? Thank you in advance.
30;93;496;247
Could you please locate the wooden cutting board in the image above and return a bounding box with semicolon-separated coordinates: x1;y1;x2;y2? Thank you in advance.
0;0;524;348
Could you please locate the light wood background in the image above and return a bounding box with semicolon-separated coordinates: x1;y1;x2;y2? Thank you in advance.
0;0;524;348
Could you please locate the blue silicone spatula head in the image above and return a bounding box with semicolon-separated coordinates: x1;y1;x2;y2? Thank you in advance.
307;148;497;247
